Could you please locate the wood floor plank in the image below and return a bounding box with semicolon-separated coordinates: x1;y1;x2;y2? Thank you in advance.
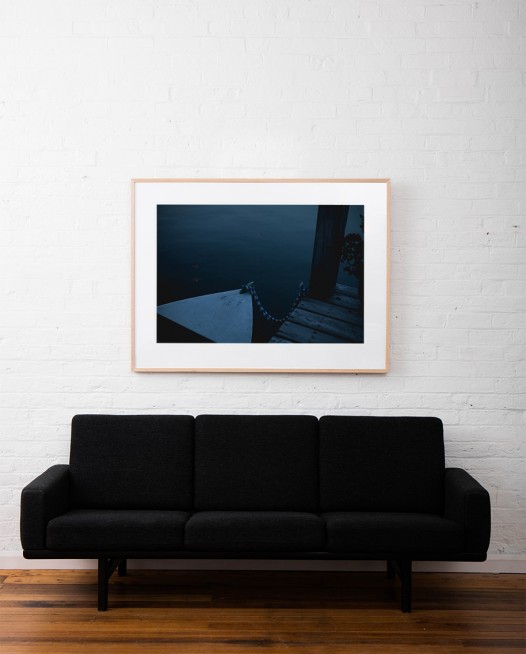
0;570;524;653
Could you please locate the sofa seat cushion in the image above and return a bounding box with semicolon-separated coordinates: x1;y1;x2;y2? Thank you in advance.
185;511;325;552
323;512;464;554
47;510;190;551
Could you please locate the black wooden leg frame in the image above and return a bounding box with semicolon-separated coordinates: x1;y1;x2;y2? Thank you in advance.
98;557;411;612
97;558;127;611
387;559;412;612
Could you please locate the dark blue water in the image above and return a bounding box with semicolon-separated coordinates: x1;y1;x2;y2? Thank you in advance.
157;205;320;318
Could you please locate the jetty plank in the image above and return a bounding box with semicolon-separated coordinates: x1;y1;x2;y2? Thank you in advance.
299;298;363;327
335;283;359;298
327;292;361;311
272;284;363;344
276;321;347;344
288;308;363;342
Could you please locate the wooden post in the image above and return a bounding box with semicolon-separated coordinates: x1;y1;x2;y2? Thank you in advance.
309;205;348;299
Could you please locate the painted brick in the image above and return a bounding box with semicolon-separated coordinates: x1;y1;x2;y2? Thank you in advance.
0;0;523;568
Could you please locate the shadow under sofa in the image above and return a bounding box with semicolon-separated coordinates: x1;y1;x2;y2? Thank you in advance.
20;414;491;612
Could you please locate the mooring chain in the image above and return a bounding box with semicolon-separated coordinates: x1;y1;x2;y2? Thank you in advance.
241;281;306;324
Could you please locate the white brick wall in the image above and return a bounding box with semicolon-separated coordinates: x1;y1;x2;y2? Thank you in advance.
0;0;524;568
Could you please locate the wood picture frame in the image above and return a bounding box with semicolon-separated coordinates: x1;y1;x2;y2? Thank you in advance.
132;179;390;373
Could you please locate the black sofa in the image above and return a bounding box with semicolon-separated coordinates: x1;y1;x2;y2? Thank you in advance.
20;414;491;612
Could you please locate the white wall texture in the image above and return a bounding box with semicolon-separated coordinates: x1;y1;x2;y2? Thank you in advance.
0;0;524;570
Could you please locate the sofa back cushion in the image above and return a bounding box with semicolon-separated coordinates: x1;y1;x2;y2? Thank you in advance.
320;416;445;513
70;415;194;510
194;415;319;511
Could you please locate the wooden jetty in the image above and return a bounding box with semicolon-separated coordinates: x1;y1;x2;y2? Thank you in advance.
271;206;363;344
270;283;363;344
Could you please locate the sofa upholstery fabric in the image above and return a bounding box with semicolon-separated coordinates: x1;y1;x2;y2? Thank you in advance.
444;468;492;552
185;511;325;552
194;415;319;511
69;415;194;510
320;416;445;513
20;465;70;551
47;509;190;550
323;512;464;553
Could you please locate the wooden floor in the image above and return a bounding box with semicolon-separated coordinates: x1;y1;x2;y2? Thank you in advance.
271;283;363;343
0;570;524;653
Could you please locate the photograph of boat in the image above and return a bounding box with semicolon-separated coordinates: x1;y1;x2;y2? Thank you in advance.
157;204;364;344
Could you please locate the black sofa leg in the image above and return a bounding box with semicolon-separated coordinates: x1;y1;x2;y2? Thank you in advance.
399;559;412;613
118;559;127;576
97;557;124;611
388;559;412;612
98;558;109;612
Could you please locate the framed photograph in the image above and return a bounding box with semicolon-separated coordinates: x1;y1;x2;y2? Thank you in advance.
132;179;390;373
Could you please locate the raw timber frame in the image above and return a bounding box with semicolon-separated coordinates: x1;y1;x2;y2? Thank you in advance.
132;179;390;373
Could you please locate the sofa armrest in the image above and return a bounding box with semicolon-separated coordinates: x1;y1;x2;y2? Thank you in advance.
20;465;70;551
444;467;491;554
